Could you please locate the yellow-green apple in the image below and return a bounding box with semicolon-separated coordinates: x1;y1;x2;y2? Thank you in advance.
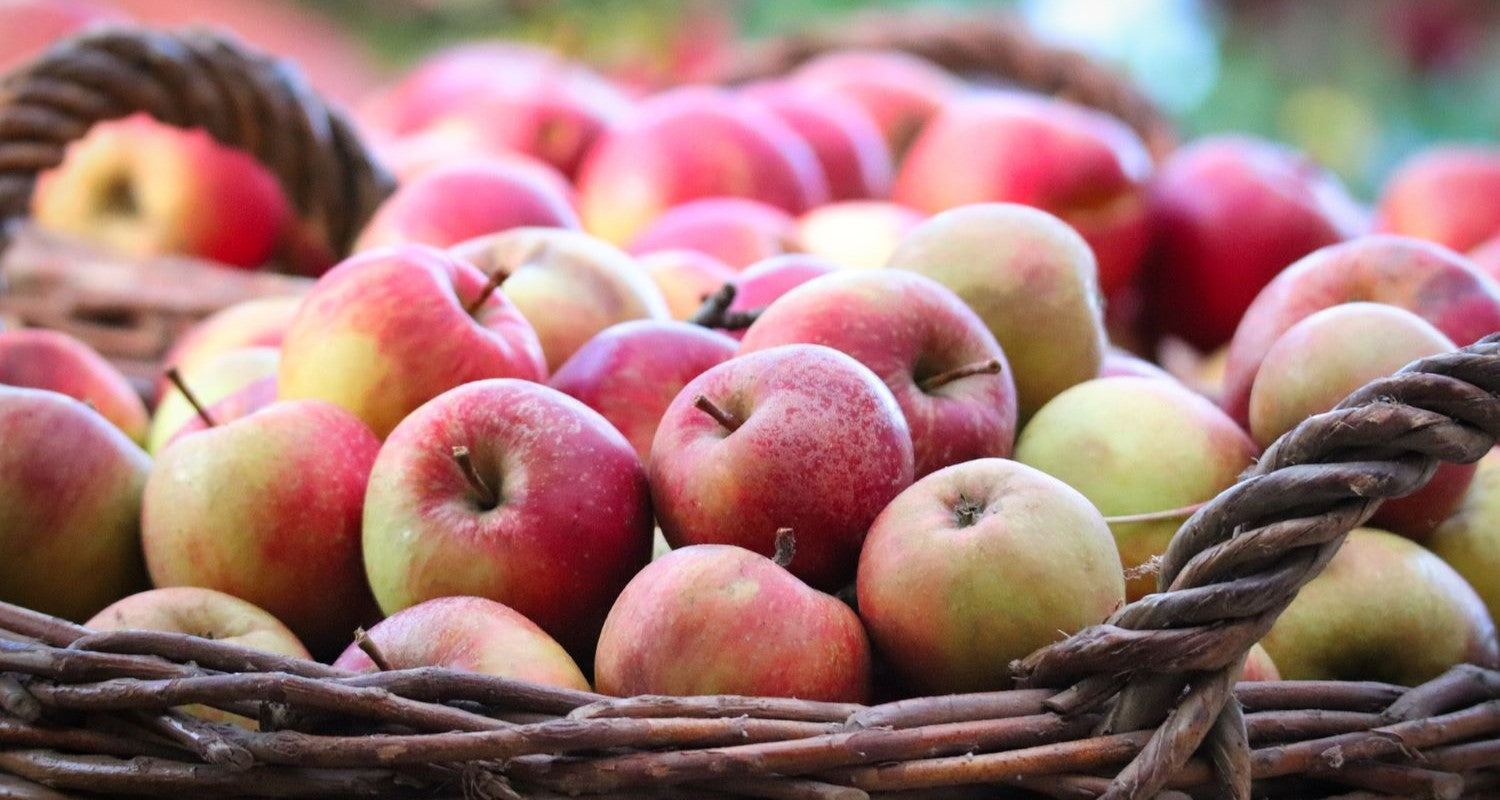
740;270;1017;477
650;344;914;590
627;197;800;270
577;87;828;245
886;203;1107;420
857;458;1123;694
1220;235;1500;427
0;386;150;621
141;399;382;658
741;81;893;201
1376;145;1500;252
594;539;872;701
716;254;841;340
1247;303;1467;541
549;320;738;464
1430;447;1500;624
450;227;670;372
1141;136;1366;352
155;295;302;403
353;159;580;252
795;201;925;269
789;49;960;159
33;115;290;269
638;250;738;320
1260;528;1498;684
1242;643;1280;682
0;328;148;444
0;0;127;75
1015;376;1258;600
162;373;279;450
333;596;590;691
277;244;546;439
87;586;309;659
362;379;654;659
147;347;279;453
893;92;1153;298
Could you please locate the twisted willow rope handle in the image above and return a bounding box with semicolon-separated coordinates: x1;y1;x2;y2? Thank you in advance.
0;26;395;262
1015;336;1500;799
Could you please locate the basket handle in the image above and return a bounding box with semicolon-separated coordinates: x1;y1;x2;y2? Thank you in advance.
0;26;395;266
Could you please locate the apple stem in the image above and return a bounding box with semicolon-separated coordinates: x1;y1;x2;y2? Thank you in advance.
919;358;1004;392
688;283;765;331
466;242;552;316
772;528;796;569
451;445;499;510
1103;501;1210;525
353;627;393;671
163;367;217;428
693;395;742;432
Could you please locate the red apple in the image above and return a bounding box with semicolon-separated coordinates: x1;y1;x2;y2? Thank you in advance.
1242;644;1281;682
741;81;893;201
549;320;738;464
740;270;1017;477
362;379;654;658
638;250;739;320
0;0;126;74
789;49;960;159
1471;233;1500;281
650;344;914;590
1142;136;1367;351
0;328;148;444
795;200;924;269
277;244;547;438
1377;145;1500;252
333;596;590;691
722;254;841;336
595;540;872;701
627;197;799;270
87;586;309;659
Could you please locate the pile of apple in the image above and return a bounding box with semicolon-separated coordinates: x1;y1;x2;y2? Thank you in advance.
5;36;1500;705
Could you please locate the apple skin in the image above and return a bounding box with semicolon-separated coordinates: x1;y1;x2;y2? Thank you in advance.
1430;447;1500;625
1377;145;1500;252
353;159;580;252
0;0;127;75
141;399;382;658
0;386;150;621
650;344;914;591
87;586;310;659
740;270;1017;477
741;81;893;201
1015;376;1258;600
1220;235;1500;428
1242;643;1281;682
893;92;1153;299
148;346;279;454
796;201;925;270
0;328;149;444
550;320;739;464
166;374;278;448
450;227;671;373
362;379;654;659
595;544;872;702
1260;528;1498;685
719;254;843;341
156;295;302;403
858;458;1123;695
1098;346;1174;382
277;244;547;439
626;197;799;270
886;203;1107;421
789;49;960;159
33;115;290;269
578;87;828;245
638;250;738;320
1141;136;1366;352
333;596;590;691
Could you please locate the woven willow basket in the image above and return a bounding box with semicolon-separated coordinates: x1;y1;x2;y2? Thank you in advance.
2;17;1498;800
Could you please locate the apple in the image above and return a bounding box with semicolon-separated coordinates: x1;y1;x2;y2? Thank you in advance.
0;0;127;75
0;386;150;621
1098;346;1174;381
1259;528;1498;684
740;270;1017;477
148;346;279;453
638;250;738;321
277;244;547;439
595;537;872;701
712;254;844;340
87;586;309;659
795;201;924;270
333;596;589;691
353;159;580;252
362;379;654;659
155;295;302;403
1472;233;1500;281
142;399;382;658
1141;136;1366;352
359;43;566;134
859;458;1123;694
1430;447;1500;625
886;203;1108;420
741;81;893;201
577;87;828;245
549;320;738;464
789;49;960;159
1242;643;1281;682
1220;235;1500;428
650;344;914;590
0;328;148;444
450;227;670;372
1376;145;1500;252
893;92;1153;298
32;114;290;269
626;197;800;270
163;373;279;449
1014;376;1258;600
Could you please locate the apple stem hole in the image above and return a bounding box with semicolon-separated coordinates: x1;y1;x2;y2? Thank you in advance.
451;445;499;510
952;495;986;528
919;358;1004;393
773;527;796;569
353;627;393;671
693;394;742;433
163;366;217;428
